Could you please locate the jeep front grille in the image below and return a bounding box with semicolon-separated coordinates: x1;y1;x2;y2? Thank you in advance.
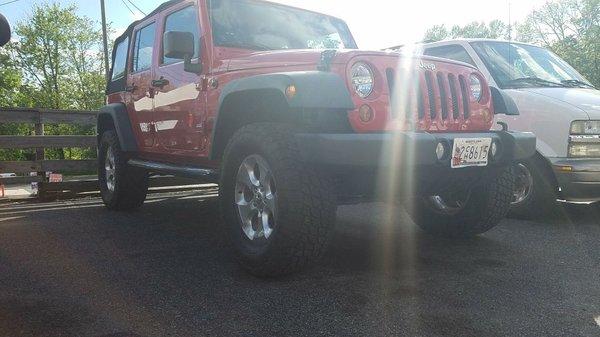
387;68;471;123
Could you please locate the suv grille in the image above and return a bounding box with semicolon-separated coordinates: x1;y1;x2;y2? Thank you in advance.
386;68;471;124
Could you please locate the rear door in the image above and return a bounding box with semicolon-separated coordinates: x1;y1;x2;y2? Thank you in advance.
153;4;207;156
128;19;158;152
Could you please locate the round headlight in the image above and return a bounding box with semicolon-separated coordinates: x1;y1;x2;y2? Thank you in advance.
351;62;374;98
470;74;482;102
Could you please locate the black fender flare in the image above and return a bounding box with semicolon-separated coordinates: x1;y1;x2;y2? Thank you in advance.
97;103;138;152
209;71;355;160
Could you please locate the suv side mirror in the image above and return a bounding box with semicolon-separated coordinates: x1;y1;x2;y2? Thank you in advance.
164;31;202;74
490;86;519;115
0;14;11;47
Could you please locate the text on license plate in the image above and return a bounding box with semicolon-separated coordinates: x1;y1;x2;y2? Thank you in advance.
451;138;492;168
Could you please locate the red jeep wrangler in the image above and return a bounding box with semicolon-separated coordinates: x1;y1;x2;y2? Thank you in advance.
99;0;536;276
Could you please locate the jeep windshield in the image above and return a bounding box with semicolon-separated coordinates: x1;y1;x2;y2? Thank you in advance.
209;0;357;51
471;41;593;89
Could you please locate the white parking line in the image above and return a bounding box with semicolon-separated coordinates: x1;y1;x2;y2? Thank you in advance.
595;315;600;327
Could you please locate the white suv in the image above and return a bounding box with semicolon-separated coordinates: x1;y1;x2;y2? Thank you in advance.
393;39;600;217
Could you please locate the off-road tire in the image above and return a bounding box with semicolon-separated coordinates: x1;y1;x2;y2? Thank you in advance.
99;130;149;211
219;123;336;277
407;166;514;237
509;157;557;219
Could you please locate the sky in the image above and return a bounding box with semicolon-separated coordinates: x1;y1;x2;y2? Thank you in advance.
0;0;549;49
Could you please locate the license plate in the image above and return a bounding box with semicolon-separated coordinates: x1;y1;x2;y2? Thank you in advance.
451;138;492;168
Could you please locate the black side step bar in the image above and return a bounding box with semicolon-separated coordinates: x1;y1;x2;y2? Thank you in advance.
128;159;218;181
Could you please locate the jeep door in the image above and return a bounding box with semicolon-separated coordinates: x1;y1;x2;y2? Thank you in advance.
128;19;159;152
153;3;208;158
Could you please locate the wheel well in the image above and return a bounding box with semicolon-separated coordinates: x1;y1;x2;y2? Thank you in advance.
210;89;354;161
210;89;295;160
97;113;115;141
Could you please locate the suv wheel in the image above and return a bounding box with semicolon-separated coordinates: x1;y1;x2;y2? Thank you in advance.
509;158;557;219
99;130;149;211
219;123;336;277
407;166;514;237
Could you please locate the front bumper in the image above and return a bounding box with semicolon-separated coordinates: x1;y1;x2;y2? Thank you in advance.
551;158;600;203
296;130;536;170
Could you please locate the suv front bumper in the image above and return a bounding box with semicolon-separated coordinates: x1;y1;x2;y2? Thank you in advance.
296;131;536;170
551;158;600;204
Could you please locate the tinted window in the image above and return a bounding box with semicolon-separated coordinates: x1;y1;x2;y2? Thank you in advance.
424;45;475;66
209;0;356;51
132;23;156;72
111;37;129;80
163;6;200;64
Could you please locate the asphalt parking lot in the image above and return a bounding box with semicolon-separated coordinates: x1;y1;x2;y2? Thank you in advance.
0;190;599;337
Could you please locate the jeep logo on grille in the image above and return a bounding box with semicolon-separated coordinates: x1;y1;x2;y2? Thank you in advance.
419;61;436;71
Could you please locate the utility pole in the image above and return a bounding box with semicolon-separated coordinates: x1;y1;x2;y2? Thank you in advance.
100;0;110;83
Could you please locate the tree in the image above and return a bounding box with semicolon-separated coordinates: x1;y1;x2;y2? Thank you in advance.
1;3;106;161
424;20;509;42
9;3;106;110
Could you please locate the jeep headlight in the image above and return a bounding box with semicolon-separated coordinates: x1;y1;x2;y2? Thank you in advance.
351;62;374;98
570;120;600;134
470;74;482;102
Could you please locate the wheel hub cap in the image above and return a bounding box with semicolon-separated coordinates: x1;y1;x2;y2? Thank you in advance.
512;163;533;205
235;155;277;241
105;147;116;192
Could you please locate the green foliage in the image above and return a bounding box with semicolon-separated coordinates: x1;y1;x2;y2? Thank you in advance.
423;0;599;87
0;2;106;162
424;20;509;42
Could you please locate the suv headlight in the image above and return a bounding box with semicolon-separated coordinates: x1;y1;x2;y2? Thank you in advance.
351;62;374;98
568;120;600;157
570;120;600;134
469;74;482;102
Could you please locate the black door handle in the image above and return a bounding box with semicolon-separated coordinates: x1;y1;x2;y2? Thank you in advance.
152;78;170;88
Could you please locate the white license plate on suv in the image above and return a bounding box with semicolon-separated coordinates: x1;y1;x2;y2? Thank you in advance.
451;138;492;168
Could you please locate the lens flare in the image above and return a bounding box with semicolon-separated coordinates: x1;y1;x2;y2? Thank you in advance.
374;44;424;306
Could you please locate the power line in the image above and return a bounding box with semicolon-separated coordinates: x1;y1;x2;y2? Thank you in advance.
0;0;22;7
120;0;136;16
126;0;146;16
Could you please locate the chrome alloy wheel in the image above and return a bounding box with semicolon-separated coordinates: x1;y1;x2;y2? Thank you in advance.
105;146;116;192
235;154;277;241
512;163;533;205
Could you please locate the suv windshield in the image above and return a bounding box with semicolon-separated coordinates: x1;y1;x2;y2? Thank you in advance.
209;0;357;51
471;41;592;89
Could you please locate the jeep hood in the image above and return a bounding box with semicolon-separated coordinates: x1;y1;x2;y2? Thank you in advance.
516;88;600;119
225;49;476;72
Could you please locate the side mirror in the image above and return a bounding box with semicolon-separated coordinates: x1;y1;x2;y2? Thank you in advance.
491;86;520;115
0;14;11;47
164;31;202;74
